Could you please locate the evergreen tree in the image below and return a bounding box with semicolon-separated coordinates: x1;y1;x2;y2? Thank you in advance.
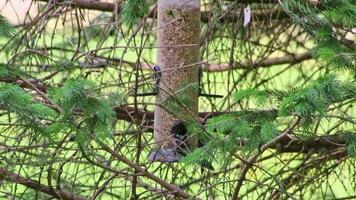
0;0;354;199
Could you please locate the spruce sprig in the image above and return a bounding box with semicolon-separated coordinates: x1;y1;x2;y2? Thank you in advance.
280;0;356;72
184;75;355;167
0;15;16;38
49;79;115;142
0;84;58;135
122;0;149;26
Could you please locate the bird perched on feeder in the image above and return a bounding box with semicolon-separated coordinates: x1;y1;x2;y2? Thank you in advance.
153;65;161;94
148;120;214;170
147;121;187;163
134;65;162;97
170;121;214;170
171;121;190;156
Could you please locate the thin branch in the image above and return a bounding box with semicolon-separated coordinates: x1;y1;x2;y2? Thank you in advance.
53;51;313;72
97;141;192;199
37;0;118;12
231;118;300;200
204;52;313;72
36;0;285;24
0;168;88;200
37;0;278;13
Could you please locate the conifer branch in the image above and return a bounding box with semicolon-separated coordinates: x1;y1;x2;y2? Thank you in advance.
232;118;300;200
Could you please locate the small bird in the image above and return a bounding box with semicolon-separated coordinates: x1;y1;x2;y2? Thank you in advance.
153;65;161;94
171;121;190;156
171;121;214;170
130;65;161;97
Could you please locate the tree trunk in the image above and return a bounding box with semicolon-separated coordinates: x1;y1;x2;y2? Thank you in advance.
151;0;200;161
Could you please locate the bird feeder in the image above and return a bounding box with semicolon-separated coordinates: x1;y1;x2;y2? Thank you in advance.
149;0;200;162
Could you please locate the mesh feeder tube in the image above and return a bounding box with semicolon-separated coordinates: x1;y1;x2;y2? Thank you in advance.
149;0;200;162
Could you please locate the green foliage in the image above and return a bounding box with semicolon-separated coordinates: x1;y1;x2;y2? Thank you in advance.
0;15;15;38
323;0;356;28
0;63;26;79
0;84;57;135
11;50;51;65
278;75;355;128
345;133;356;157
0;84;55;120
280;0;356;72
49;78;115;142
234;88;268;105
235;75;355;127
185;75;355;166
315;30;355;71
0;65;121;142
43;122;66;136
0;63;10;77
122;0;149;26
260;120;278;143
235;88;291;104
206;114;241;135
182;146;215;166
183;109;279;166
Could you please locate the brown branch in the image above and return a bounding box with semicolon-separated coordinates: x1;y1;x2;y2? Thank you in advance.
113;105;154;124
272;134;347;155
201;8;289;23
37;0;117;12
37;0;278;13
0;75;347;154
0;77;48;92
37;0;285;23
112;106;349;154
231;122;349;199
232;119;300;200
1;77;349;155
268;149;346;199
0;168;88;200
204;52;314;72
74;51;313;73
339;37;356;50
97;141;192;199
